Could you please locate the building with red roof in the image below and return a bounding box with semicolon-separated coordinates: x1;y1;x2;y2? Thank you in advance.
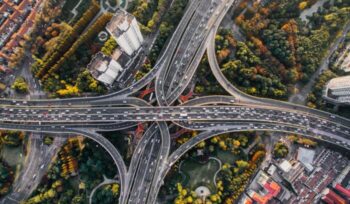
247;171;282;204
322;188;346;204
0;0;41;63
334;184;350;199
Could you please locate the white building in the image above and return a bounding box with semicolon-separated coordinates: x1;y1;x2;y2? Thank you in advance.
335;45;350;73
88;52;123;86
297;147;315;173
323;75;350;105
106;9;144;56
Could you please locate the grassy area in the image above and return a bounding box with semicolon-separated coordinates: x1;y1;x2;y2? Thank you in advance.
215;149;239;164
337;106;350;118
104;132;130;163
108;0;118;7
59;0;81;22
68;176;80;192
0;145;23;167
180;158;221;192
120;0;126;8
60;0;93;24
73;0;92;23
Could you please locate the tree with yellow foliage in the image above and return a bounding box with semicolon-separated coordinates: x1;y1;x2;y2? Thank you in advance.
298;1;308;10
197;141;206;149
56;84;79;97
111;183;119;196
210;137;219;144
219;141;227;150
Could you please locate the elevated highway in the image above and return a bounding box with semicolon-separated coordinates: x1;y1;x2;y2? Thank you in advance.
0;0;349;203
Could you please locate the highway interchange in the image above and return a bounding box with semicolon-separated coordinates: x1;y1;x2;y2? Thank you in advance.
0;0;350;203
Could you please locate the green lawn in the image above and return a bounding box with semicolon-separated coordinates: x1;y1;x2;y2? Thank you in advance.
108;0;118;7
120;0;126;8
60;0;81;22
60;0;92;24
180;158;221;192
215;149;247;165
0;145;23;167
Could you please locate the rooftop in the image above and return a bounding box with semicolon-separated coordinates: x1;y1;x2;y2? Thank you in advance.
106;9;135;37
323;75;350;104
327;75;350;90
297;147;315;170
88;52;123;86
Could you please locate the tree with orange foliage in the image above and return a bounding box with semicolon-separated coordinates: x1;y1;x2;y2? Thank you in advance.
251;150;266;163
250;36;268;54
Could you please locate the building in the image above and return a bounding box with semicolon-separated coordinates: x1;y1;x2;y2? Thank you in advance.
334;184;350;199
106;8;143;56
88;52;123;86
88;49;131;87
278;159;306;183
322;188;347;204
0;0;38;55
323;75;350;105
238;193;253;204
334;45;350;73
340;54;350;73
247;171;282;204
296;147;315;172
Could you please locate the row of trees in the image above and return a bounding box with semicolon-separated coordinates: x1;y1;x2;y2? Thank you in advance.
287;135;317;147
32;0;100;79
42;12;113;81
31;3;113;96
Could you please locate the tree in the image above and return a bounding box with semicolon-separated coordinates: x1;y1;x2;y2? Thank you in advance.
236;160;249;171
76;70;106;93
56;84;79;97
298;1;308;10
273;142;289;158
262;22;294;67
11;77;28;93
71;195;84;204
101;37;117;56
219;141;227;150
232;140;240;149
0;130;24;146
0;161;13;192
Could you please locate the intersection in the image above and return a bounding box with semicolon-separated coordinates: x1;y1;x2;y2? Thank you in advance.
0;0;350;204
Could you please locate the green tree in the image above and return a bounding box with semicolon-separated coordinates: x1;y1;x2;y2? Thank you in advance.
101;37;117;56
11;77;28;93
273;142;289;158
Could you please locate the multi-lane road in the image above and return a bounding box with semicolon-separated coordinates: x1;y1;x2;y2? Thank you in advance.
1;0;349;204
0;134;65;204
